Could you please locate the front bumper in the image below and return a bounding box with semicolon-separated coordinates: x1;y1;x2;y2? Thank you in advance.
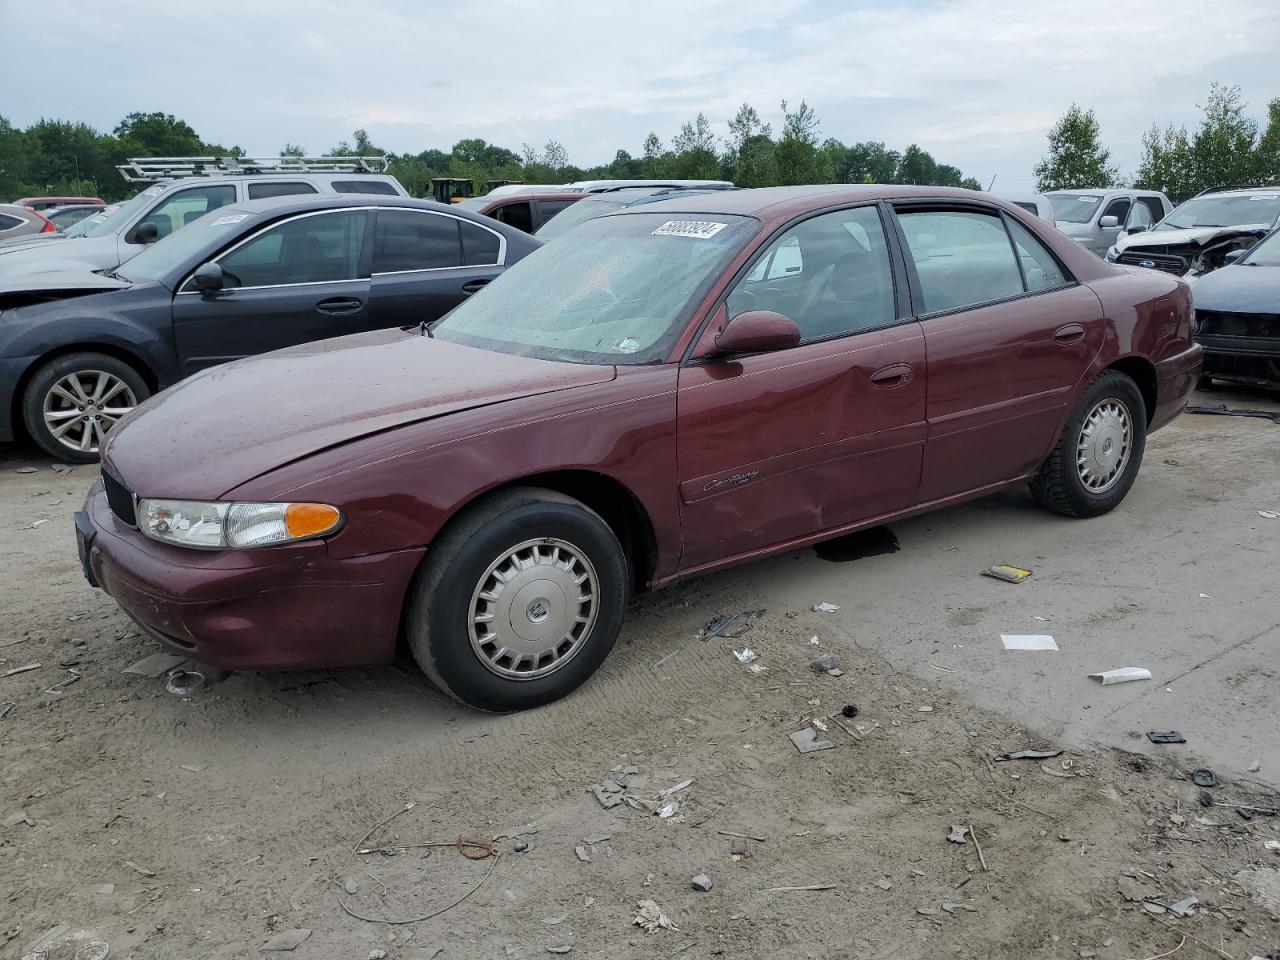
1197;334;1280;389
1151;343;1203;432
79;484;425;671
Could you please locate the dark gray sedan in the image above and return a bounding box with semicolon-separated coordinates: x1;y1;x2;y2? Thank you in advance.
0;195;541;461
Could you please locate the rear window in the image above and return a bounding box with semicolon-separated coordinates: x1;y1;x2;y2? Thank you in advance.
0;212;24;231
332;180;400;196
248;182;319;200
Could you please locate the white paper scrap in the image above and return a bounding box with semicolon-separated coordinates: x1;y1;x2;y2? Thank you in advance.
1000;634;1058;651
1088;667;1152;685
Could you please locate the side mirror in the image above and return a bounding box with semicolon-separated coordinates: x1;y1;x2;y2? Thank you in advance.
1099;215;1120;229
714;310;801;355
1125;224;1148;235
1222;248;1249;266
192;262;224;293
132;221;160;245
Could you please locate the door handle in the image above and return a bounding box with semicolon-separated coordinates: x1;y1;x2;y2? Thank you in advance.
1054;323;1085;344
316;296;363;315
462;278;491;295
870;362;914;388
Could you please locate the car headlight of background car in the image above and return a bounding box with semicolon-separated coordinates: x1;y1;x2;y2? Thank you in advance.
138;499;342;549
1105;246;1119;262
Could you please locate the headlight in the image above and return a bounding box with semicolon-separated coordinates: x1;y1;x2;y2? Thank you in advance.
137;499;342;549
1105;246;1119;262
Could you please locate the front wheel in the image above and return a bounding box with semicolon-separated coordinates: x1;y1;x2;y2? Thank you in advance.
404;488;628;711
22;352;150;463
1030;370;1147;518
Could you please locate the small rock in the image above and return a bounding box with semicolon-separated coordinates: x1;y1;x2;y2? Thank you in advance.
3;811;34;828
1080;949;1097;959
691;873;713;892
1170;813;1185;826
71;639;87;647
94;883;115;895
876;879;893;890
947;824;970;844
1198;790;1215;807
369;951;388;960
1167;896;1198;918
261;928;311;951
341;877;358;895
546;947;573;955
1248;759;1261;773
575;845;590;862
514;841;529;852
809;654;835;673
14;466;37;474
917;705;934;713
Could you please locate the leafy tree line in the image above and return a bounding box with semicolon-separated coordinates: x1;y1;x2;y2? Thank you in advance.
1;100;981;203
1035;83;1280;199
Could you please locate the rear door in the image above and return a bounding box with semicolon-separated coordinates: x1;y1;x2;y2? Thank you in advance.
890;204;1104;503
675;204;927;569
171;208;374;374
368;209;506;327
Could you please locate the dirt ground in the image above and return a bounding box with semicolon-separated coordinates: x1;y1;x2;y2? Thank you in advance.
2;391;1279;960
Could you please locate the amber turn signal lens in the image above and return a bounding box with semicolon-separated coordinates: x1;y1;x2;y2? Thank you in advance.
284;503;342;539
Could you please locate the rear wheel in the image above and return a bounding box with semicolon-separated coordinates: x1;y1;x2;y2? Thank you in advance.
1030;370;1147;518
405;487;628;712
22;352;150;463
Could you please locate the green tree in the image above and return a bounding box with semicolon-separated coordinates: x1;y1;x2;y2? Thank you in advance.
897;144;938;184
1133;123;1195;198
671;113;720;179
774;99;832;185
1190;83;1258;189
844;141;901;184
114;111;205;156
280;143;306;157
1255;97;1280;184
725;104;775;186
1033;104;1119;191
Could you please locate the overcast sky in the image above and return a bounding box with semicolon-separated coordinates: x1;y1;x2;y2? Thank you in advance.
4;0;1278;191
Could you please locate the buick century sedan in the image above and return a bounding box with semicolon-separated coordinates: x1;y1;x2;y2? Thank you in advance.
76;185;1202;711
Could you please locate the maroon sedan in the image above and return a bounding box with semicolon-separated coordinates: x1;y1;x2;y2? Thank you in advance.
76;185;1201;711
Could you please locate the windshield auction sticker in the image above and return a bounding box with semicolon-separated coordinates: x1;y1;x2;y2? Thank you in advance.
212;214;250;226
652;220;728;239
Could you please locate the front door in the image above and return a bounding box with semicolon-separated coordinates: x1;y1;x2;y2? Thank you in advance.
171;208;374;374
676;204;927;570
891;205;1104;503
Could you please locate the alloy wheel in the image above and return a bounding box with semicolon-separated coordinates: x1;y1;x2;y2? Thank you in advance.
42;370;138;455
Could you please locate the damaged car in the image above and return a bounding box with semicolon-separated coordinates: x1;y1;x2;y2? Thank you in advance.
1109;186;1280;278
1191;226;1280;390
75;185;1201;712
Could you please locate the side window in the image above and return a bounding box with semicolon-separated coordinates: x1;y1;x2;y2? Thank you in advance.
141;185;236;238
1006;218;1068;292
537;199;577;223
1134;197;1163;226
372;210;462;272
461;221;501;266
896;209;1024;313
727;206;896;342
1102;198;1131;224
0;213;23;231
214;210;367;288
332;180;400;196
494;201;534;233
248;182;319;200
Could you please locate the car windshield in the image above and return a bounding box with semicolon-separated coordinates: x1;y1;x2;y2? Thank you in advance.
1047;194;1104;223
1242;229;1280;266
534;196;631;239
116;208;255;285
434;212;759;364
1156;193;1280;230
78;187;163;238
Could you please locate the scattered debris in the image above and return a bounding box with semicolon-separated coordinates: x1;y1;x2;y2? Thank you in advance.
165;668;205;696
122;653;188;678
699;610;764;640
124;860;156;877
917;705;933;713
1000;634;1057;651
767;884;835;892
1167;897;1199;918
876;878;893;890
652;649;680;668
657;802;679;819
1089;667;1153;685
633;900;678;933
809;653;836;673
3;810;34;827
1191;769;1218;788
42;669;81;696
691;873;713;892
50;463;72;476
841;704;858;718
1119;876;1158;902
1249;759;1262;773
546;946;573;955
0;703;12;720
591;779;625;809
514;841;529;852
1259;510;1280;520
789;728;834;753
732;648;758;664
660;779;693;797
575;845;590;862
812;602;840;613
1186;403;1280;424
947;825;971;844
994;749;1063;762
179;763;207;774
970;826;989;872
982;563;1033;584
369;951;389;960
1;663;40;679
746;663;768;674
261;928;312;951
718;830;766;842
1147;731;1187;745
14;466;36;474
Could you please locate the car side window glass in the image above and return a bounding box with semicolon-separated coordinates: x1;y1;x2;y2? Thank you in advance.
371;210;462;272
1102;198;1131;223
141;185;236;239
495;202;534;233
1005;217;1068;292
461;221;501;266
332;180;399;196
538;199;576;222
215;211;368;288
727;206;896;342
247;182;320;200
0;213;22;231
897;209;1024;313
1133;198;1162;227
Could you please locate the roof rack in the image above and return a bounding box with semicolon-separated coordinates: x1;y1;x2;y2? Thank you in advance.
1190;183;1277;198
116;156;390;183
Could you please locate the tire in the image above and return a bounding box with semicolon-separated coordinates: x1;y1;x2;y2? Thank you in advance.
404;487;629;712
1196;375;1214;391
22;352;150;463
1030;370;1147;519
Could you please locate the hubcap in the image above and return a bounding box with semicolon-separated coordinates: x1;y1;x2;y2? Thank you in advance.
43;370;138;454
468;538;598;681
1076;398;1132;494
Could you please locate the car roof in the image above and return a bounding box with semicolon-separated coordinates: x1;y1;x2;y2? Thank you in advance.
223;194;482;219
1045;188;1164;197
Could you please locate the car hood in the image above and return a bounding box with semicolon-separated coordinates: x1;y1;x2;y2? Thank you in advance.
0;234;119;277
102;329;618;499
1116;223;1272;253
0;268;131;299
0;232;68;252
1190;263;1280;312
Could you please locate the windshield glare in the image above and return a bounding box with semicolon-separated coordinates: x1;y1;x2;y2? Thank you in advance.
117;208;254;285
534;196;629;239
1047;194;1103;223
1242;230;1280;266
434;212;758;364
1158;193;1280;230
79;187;161;238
